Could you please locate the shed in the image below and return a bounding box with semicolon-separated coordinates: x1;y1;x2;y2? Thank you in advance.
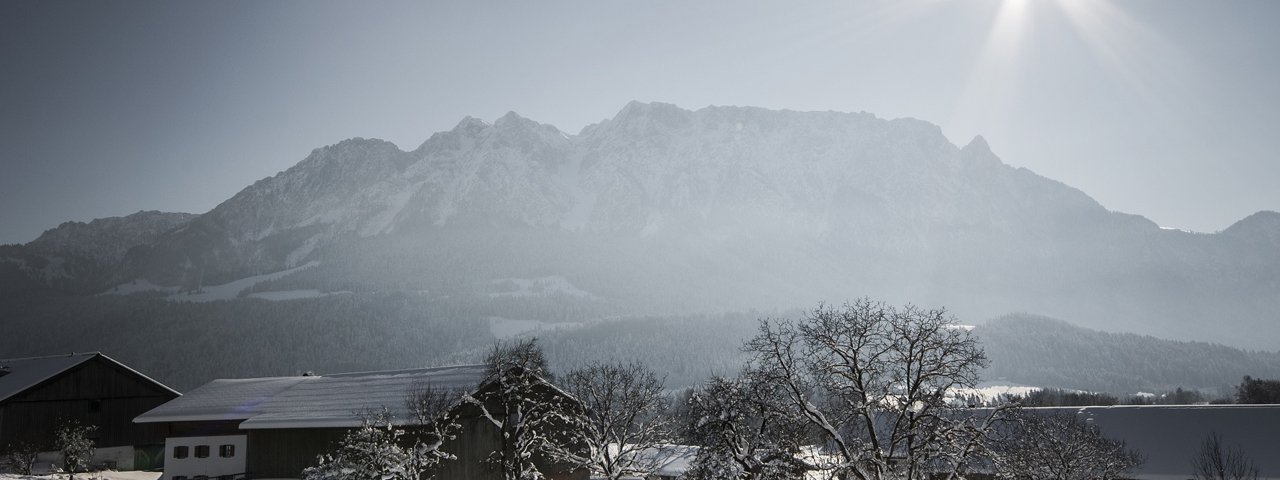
135;364;587;480
0;352;179;470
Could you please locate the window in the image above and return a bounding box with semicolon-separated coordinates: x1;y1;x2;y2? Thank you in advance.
194;445;210;458
173;476;187;480
173;446;188;459
219;445;235;458
87;400;101;413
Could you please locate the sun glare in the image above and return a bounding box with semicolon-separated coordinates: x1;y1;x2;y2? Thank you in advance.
949;0;1185;146
947;0;1034;143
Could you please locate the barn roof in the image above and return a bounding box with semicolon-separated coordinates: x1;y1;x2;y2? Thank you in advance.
134;364;488;429
131;376;316;423
1028;405;1280;480
0;351;178;403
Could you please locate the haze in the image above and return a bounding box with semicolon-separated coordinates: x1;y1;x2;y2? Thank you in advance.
2;0;1277;245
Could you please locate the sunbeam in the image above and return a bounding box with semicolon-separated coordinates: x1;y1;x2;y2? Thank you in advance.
948;0;1033;143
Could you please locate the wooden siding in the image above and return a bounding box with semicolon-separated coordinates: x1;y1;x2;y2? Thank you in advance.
240;418;586;480
168;420;243;438
433;416;588;480
245;428;348;479
0;356;176;449
434;416;503;480
8;357;172;402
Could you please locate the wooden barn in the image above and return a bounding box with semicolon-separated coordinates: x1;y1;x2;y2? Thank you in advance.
0;352;179;470
134;364;588;480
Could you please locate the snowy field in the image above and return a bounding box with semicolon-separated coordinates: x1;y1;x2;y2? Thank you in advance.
99;262;320;302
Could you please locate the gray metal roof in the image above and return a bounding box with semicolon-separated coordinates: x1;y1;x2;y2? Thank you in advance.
1028;405;1280;480
132;376;316;423
0;351;178;403
134;364;487;429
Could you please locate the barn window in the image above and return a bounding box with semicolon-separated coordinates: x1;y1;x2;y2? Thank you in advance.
219;445;235;457
88;400;101;413
173;446;188;459
195;445;210;458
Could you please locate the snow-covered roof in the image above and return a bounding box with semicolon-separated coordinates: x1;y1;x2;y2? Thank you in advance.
0;352;178;403
132;376;316;423
1025;405;1280;480
134;364;488;429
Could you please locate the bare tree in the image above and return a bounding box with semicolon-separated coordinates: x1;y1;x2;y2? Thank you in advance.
743;299;1010;480
465;338;587;479
681;374;813;480
485;337;553;380
564;361;675;480
1;441;40;476
305;385;464;480
403;383;465;478
303;408;414;480
55;419;97;480
1191;432;1259;480
991;411;1142;480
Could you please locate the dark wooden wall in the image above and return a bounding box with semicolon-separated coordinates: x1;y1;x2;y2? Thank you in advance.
433;408;587;480
0;356;177;449
434;416;504;480
245;428;347;479
239;416;586;480
168;420;242;437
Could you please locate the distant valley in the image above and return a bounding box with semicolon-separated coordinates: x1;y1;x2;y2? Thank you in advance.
2;102;1277;390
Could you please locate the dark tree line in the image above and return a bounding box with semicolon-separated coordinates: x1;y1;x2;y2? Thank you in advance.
295;301;1154;480
1234;376;1280;404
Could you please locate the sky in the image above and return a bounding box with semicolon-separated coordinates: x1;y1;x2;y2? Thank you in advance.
1;0;1277;244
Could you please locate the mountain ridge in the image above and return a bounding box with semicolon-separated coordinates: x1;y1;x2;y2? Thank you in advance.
2;102;1276;349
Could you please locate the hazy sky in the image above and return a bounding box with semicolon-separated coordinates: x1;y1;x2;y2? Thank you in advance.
2;0;1277;244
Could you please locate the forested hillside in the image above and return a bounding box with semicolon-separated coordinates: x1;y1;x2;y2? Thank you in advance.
4;292;1277;394
0;293;491;391
976;314;1280;394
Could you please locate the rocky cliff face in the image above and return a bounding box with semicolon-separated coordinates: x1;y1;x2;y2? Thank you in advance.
5;102;1277;348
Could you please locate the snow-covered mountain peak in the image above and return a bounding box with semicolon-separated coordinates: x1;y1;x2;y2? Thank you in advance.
454;116;490;132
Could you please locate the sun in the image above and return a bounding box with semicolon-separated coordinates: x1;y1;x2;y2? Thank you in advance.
949;0;1177;145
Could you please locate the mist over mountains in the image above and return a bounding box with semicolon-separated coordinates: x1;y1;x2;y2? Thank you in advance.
2;102;1277;354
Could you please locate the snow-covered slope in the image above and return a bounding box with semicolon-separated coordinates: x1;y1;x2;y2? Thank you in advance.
6;102;1277;348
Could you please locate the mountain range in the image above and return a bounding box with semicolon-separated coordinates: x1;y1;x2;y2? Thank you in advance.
2;101;1278;351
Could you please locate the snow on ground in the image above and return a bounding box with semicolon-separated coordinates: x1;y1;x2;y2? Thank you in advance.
98;278;180;295
246;289;351;301
166;261;319;302
948;382;1040;404
1;472;159;480
488;316;584;339
488;276;593;298
99;262;320;302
